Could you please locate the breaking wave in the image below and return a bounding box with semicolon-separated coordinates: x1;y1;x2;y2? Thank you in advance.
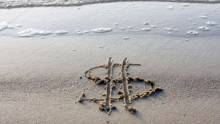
0;0;220;8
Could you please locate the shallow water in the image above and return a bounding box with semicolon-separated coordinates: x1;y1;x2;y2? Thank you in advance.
0;2;219;38
0;0;220;8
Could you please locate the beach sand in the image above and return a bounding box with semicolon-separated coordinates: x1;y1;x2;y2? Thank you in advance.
0;2;220;124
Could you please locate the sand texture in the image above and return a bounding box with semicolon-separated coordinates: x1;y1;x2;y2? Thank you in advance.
0;2;220;124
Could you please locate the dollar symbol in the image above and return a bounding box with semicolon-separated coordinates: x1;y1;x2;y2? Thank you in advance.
78;58;163;115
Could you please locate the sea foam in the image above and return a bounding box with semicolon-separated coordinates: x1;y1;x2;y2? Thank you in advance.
186;30;199;35
206;21;218;26
198;26;210;31
17;28;68;37
0;21;21;31
17;28;52;37
1;0;220;8
91;27;112;33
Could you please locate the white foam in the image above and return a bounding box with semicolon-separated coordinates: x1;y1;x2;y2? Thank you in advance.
91;27;112;33
122;37;130;40
150;25;157;28
183;3;190;7
17;28;69;37
206;21;218;26
167;5;174;10
17;28;52;37
0;22;8;31
163;27;178;31
164;27;172;31
75;30;90;35
198;26;210;31
127;26;134;29
0;21;21;31
53;30;68;35
113;23;119;27
141;27;151;31
199;15;208;19
186;30;199;35
119;27;126;31
1;0;220;8
163;27;178;34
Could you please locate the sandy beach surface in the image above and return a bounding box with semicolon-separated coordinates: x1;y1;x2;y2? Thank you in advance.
0;2;220;124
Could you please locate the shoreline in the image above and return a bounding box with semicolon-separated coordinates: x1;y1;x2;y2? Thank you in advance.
0;2;219;124
1;0;220;9
1;2;220;38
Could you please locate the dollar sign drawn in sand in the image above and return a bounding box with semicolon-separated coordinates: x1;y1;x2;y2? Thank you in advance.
78;57;163;115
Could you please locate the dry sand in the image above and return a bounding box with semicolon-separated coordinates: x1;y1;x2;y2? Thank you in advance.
0;2;220;124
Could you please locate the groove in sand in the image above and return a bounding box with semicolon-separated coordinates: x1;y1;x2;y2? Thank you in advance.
79;57;163;115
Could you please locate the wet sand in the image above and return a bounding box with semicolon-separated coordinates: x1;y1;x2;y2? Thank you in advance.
0;2;220;124
0;35;220;124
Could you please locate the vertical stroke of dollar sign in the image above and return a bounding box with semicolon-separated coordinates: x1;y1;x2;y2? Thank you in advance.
78;57;163;115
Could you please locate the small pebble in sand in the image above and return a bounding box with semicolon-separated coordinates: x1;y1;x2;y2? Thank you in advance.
206;21;218;26
186;30;199;35
198;26;210;31
128;85;133;89
126;106;137;114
